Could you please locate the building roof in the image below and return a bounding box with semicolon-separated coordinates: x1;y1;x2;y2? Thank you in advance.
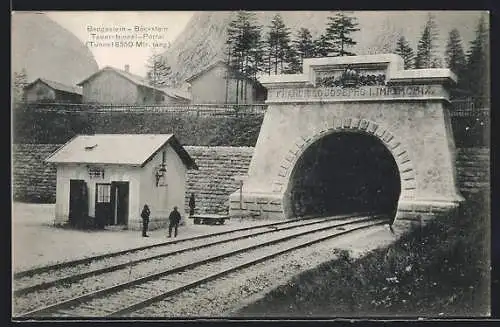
185;60;263;86
24;78;83;95
46;134;198;169
77;66;190;100
185;60;259;83
185;60;227;83
76;66;167;94
160;87;191;101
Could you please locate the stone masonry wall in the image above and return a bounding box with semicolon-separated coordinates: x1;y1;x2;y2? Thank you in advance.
12;144;59;203
455;148;490;196
12;144;489;212
184;146;255;214
12;144;255;215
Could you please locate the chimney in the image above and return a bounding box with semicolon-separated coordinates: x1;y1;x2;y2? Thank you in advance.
124;64;130;72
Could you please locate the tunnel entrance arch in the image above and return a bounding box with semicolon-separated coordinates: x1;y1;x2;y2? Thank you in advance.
283;129;402;221
229;54;464;221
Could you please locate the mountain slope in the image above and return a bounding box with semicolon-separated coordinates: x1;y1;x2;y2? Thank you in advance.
12;12;99;86
163;11;485;86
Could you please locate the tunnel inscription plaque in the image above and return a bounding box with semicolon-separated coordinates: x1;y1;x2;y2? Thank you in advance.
269;85;444;102
230;54;464;223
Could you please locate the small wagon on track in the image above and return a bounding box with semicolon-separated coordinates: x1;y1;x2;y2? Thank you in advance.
190;213;230;225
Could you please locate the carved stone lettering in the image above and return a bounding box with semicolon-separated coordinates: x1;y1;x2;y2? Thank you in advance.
271;85;441;101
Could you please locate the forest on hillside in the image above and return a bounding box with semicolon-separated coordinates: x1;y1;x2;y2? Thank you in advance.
151;12;488;106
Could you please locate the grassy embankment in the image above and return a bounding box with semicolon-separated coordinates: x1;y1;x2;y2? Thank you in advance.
237;193;490;317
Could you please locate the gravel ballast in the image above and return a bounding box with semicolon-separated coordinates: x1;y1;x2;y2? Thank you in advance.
129;223;410;317
14;218;377;316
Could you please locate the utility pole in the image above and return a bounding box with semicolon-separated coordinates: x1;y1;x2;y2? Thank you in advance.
233;175;248;212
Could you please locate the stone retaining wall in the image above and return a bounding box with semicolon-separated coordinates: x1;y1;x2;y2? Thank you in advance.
184;146;254;215
12;144;59;203
12;144;489;214
455;148;490;196
12;144;254;214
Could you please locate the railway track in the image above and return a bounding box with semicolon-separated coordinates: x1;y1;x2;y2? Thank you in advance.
13;212;366;294
14;213;364;281
13;213;388;318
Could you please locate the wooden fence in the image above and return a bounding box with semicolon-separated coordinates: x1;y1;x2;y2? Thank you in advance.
16;99;488;116
15;102;269;115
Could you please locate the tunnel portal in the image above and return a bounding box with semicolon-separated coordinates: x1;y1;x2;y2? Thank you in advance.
287;132;401;219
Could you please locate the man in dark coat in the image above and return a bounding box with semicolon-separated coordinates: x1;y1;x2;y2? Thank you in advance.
141;204;151;237
168;206;181;238
189;193;196;217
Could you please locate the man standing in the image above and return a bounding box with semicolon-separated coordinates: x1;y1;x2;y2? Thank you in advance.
141;204;151;237
189;193;196;217
168;206;181;238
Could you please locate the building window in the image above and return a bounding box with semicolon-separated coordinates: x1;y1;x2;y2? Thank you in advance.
96;184;111;203
162;150;166;164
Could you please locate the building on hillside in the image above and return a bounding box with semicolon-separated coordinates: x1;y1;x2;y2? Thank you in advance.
23;78;82;103
185;60;267;105
160;87;192;105
77;65;190;105
46;134;198;230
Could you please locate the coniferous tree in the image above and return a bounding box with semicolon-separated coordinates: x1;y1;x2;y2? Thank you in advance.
146;54;172;87
248;31;265;79
283;45;301;74
226;12;247;103
445;28;467;89
415;14;441;69
264;14;293;75
324;12;360;56
394;36;415;69
465;14;489;105
226;11;262;103
313;34;331;58
292;28;315;70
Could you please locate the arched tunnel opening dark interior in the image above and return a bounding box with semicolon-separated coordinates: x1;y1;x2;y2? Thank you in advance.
287;132;401;221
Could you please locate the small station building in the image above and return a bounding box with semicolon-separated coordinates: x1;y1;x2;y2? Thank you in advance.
46;134;198;230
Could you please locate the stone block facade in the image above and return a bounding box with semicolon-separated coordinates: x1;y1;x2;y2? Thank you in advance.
12;144;489;221
12;144;59;203
184;146;254;214
455;148;490;196
12;144;254;217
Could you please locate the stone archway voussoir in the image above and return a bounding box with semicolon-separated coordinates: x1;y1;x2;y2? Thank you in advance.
359;119;370;131
367;121;379;134
277;122;417;202
333;118;342;130
350;117;361;130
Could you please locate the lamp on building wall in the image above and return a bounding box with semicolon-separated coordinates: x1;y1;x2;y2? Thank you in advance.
155;163;167;187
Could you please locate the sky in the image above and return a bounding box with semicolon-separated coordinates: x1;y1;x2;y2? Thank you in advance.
46;11;194;77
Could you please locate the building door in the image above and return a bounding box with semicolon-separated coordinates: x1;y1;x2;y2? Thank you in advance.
95;183;112;228
111;182;129;225
69;180;88;228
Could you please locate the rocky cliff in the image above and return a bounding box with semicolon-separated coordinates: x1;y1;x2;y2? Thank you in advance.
12;12;99;86
163;11;485;86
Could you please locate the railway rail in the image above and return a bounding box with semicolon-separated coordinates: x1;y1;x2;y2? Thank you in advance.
14;213;364;293
14;214;361;280
13;213;388;318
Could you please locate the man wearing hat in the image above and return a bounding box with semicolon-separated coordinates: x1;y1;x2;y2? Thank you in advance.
168;206;181;238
